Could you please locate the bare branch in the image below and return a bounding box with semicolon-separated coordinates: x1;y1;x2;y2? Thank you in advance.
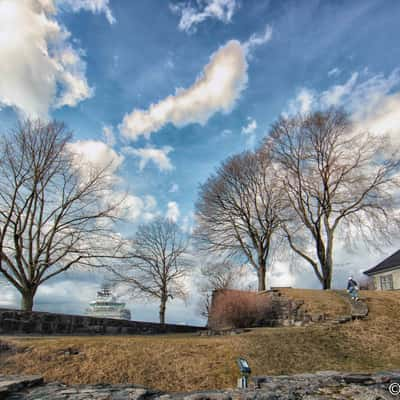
0;119;124;310
268;109;400;288
108;218;191;324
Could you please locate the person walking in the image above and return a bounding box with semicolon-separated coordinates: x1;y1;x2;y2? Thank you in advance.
347;276;359;301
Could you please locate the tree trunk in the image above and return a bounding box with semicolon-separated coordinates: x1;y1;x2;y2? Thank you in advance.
257;262;266;291
321;244;334;289
21;289;35;311
322;278;331;290
159;297;167;325
321;263;332;289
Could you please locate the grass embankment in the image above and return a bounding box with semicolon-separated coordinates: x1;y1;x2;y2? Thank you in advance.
278;288;349;316
1;290;400;392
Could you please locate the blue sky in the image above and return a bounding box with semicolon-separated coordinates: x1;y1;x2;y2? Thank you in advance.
1;0;400;324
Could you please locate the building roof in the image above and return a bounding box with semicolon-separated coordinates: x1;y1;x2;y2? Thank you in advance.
364;249;400;276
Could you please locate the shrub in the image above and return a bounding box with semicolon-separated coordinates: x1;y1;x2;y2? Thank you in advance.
208;289;273;329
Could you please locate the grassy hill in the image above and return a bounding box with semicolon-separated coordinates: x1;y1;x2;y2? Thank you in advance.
1;289;400;392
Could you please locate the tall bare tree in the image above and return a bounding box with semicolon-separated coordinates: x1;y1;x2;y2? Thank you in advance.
268;109;400;289
0;120;123;310
197;260;247;319
194;150;285;291
110;218;190;325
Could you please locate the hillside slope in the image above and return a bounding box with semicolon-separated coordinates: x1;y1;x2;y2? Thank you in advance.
0;290;399;392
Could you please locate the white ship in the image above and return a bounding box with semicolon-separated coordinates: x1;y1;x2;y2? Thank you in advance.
86;286;131;320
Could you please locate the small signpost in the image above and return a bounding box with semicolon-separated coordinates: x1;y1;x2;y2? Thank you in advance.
237;357;251;389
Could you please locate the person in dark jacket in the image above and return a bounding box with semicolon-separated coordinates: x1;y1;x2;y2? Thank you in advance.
347;276;359;301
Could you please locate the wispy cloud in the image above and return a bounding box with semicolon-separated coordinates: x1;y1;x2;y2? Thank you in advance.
102;125;116;146
286;88;315;115
221;129;232;137
241;117;257;135
241;117;258;149
285;68;400;144
328;67;341;77
243;24;273;54
320;72;359;107
169;183;180;193
58;0;116;24
123;146;174;172
170;0;238;33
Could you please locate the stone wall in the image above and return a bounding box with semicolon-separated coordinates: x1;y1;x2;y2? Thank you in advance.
0;308;204;335
2;371;399;399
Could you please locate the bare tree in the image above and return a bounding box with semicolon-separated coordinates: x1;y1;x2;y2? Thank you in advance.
110;218;191;325
268;109;400;289
194;150;285;291
197;260;248;319
0;120;123;310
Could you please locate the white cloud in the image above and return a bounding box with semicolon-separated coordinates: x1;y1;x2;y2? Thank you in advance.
296;88;315;114
320;72;359;107
66;140;161;223
142;195;159;221
119;25;272;141
0;0;95;118
241;117;257;135
170;0;237;33
169;183;179;193
166;201;180;222
113;192;146;222
221;128;232;137
334;69;400;120
58;0;115;24
181;213;194;234
328;67;341;77
123;146;174;172
243;24;273;54
356;92;400;143
286;88;315;116
0;283;19;308
120;40;248;141
104;192;160;223
67;140;124;181
284;68;400;144
241;117;258;149
102;125;116;146
144;195;157;210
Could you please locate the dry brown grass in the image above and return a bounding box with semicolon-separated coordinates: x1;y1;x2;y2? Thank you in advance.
278;288;349;317
1;289;400;392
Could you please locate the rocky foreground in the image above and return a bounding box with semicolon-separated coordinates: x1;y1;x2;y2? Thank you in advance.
1;371;400;400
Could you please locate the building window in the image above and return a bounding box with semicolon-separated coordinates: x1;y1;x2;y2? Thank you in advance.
380;274;393;290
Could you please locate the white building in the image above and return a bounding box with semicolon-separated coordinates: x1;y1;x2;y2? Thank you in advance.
364;250;400;290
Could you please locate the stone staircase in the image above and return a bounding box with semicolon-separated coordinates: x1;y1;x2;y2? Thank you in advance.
333;290;369;323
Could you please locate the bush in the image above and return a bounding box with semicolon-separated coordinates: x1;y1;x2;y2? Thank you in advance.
208;289;273;329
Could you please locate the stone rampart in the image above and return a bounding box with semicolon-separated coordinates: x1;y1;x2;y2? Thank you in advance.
0;308;204;335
